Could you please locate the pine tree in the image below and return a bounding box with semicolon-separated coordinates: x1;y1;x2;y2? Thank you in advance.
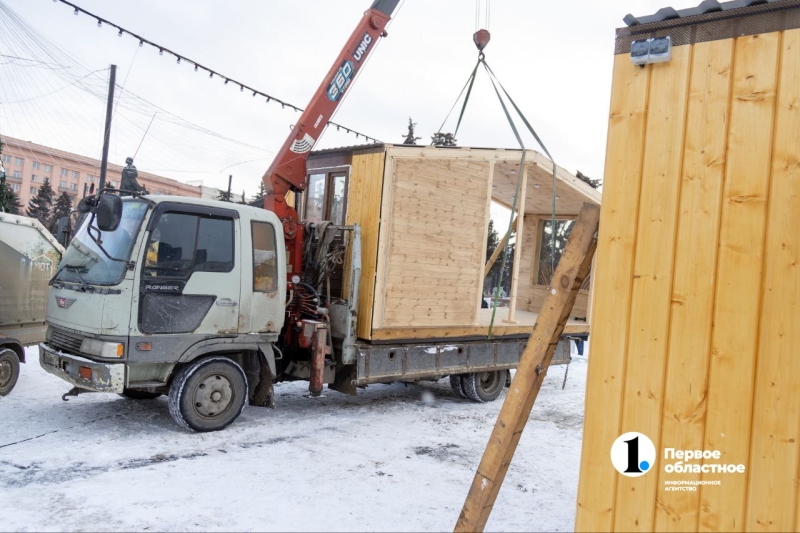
27;177;54;226
576;170;601;190
0;135;20;214
217;188;231;202
50;191;73;229
401;117;421;145
254;181;268;201
239;189;247;205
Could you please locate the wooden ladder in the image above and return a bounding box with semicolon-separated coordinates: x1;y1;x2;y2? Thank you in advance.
455;202;600;532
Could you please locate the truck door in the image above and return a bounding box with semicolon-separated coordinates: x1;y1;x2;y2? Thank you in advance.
246;219;283;334
138;204;241;336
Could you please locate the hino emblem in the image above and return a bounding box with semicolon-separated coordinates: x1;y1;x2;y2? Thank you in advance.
56;296;76;309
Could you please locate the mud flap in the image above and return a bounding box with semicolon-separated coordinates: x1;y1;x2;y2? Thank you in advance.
251;343;277;408
329;364;357;396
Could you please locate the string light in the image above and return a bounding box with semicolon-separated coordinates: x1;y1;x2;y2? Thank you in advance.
53;0;381;143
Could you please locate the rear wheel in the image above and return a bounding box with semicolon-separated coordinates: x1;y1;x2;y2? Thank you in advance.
0;349;20;396
462;370;507;403
168;357;248;432
449;374;467;398
119;389;162;400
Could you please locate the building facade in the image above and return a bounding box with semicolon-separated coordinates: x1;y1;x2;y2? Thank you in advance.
0;136;203;208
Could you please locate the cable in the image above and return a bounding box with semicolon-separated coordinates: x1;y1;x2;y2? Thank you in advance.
53;0;381;144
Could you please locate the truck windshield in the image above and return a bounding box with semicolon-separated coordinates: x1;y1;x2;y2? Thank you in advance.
54;198;149;286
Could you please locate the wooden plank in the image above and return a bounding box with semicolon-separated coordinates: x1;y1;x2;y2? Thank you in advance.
745;28;800;533
505;165;528;324
370;322;592;341
455;202;600;533
699;32;781;533
476;162;495;325
371;155;396;330
650;39;733;531
614;44;692;533
575;53;651;533
653;38;733;532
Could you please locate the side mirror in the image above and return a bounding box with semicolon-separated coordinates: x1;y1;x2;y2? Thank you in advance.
94;193;122;232
55;216;72;247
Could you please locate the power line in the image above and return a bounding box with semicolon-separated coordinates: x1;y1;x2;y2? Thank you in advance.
53;0;382;144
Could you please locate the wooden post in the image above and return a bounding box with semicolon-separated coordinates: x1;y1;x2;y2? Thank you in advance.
504;165;528;324
454;202;600;533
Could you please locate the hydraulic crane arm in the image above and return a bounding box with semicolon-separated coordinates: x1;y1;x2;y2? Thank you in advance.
262;0;400;278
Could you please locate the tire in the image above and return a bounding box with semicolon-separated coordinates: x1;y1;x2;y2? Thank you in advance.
168;357;248;432
449;374;467;398
119;389;162;400
462;370;508;403
0;348;20;397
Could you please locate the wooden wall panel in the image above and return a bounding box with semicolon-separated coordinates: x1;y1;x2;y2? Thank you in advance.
345;148;386;340
698;32;781;533
378;158;490;328
614;44;692;533
745;28;800;532
654;39;734;533
575;53;651;532
579;19;800;531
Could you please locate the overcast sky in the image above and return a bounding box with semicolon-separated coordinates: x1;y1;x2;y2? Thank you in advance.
1;0;673;197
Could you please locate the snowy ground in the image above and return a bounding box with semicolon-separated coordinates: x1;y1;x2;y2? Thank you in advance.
2;346;587;532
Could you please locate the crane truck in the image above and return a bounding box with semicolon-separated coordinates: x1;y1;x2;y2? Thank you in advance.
39;0;568;431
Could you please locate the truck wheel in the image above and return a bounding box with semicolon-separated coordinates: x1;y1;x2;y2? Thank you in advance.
463;370;507;403
168;357;248;432
449;374;467;398
0;348;20;396
119;389;162;400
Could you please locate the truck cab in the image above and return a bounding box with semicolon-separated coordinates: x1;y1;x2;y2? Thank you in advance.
41;195;286;430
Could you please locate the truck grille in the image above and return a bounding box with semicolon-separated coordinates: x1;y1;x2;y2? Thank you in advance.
50;329;83;354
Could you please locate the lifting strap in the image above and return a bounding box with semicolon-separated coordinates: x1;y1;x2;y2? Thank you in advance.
438;52;559;338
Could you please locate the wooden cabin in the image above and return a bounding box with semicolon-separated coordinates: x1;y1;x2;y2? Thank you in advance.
577;1;800;532
306;144;601;344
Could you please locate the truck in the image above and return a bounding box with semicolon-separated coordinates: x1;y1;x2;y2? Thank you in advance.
39;0;592;431
0;212;64;395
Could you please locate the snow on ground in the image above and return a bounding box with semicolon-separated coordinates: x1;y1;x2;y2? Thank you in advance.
2;346;588;532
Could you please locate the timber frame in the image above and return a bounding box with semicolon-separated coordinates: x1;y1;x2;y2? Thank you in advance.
307;143;601;344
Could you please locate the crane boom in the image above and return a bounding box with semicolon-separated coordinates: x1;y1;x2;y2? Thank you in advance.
262;0;399;278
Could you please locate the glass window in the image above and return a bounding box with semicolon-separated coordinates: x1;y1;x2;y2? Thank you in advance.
69;183;77;190
195;217;234;272
330;174;346;225
305;173;326;224
31;174;38;182
536;219;591;290
71;171;79;179
44;164;52;172
60;181;67;188
11;183;19;191
61;169;68;176
14;157;23;166
1;155;9;163
33;161;40;170
144;213;234;279
87;175;94;182
12;171;20;178
252;221;277;292
30;187;37;195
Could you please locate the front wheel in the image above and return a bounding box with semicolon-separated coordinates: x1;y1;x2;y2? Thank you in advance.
168;357;248;432
0;348;20;396
462;370;508;403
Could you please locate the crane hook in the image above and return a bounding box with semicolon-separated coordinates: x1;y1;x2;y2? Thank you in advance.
473;29;491;52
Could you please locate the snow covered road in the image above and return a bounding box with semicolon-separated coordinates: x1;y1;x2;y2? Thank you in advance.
2;347;586;532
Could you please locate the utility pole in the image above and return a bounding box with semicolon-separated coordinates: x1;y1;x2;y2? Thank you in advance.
98;64;117;192
227;175;233;202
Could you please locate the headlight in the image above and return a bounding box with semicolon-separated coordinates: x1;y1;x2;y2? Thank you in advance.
80;339;124;358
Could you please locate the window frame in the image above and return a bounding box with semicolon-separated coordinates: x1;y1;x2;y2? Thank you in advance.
142;202;239;282
301;166;350;224
251;220;279;294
